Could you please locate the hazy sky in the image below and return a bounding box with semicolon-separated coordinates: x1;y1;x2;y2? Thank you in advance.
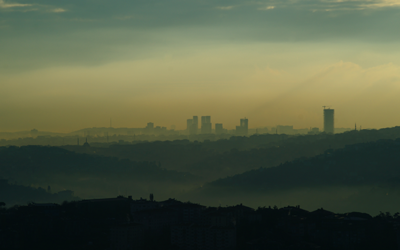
1;0;400;132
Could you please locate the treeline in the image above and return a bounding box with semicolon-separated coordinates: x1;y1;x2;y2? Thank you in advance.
5;127;400;207
0;146;201;200
188;138;400;214
65;127;400;180
0;179;78;207
0;146;197;182
207;138;400;190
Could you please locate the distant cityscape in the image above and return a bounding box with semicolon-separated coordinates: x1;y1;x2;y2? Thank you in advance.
2;110;400;249
0;107;353;146
185;107;337;137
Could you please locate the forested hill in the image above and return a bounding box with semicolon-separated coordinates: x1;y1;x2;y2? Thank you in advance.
205;138;400;191
65;127;400;180
0;179;78;207
184;138;400;213
0;146;201;200
0;146;198;182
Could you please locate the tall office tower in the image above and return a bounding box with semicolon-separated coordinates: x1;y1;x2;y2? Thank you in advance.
187;119;193;131
240;118;248;131
323;108;334;134
189;116;198;135
145;122;155;135
201;116;212;134
236;118;249;135
215;123;224;134
146;122;154;129
192;116;198;132
187;117;198;135
201;116;211;124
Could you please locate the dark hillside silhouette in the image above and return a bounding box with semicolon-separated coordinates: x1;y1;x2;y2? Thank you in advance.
0;179;78;206
0;146;201;201
65;127;400;180
4;128;400;211
207;138;400;190
189;138;400;214
1;197;399;250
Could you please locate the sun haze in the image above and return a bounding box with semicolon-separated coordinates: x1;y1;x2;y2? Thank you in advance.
1;0;400;132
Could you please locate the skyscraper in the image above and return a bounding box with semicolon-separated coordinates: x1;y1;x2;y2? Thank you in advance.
187;116;198;135
201;116;212;134
215;123;224;134
240;118;248;130
192;116;198;132
146;122;154;129
187;119;193;131
323;108;334;134
145;122;155;135
236;118;248;135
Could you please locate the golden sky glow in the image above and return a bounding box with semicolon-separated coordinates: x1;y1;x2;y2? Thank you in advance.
1;0;400;132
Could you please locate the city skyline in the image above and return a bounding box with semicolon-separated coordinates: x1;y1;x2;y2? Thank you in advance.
1;1;400;132
2;1;400;248
0;111;364;134
0;105;369;134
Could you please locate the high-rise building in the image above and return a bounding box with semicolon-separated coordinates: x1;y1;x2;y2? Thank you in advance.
323;108;334;134
192;116;198;131
215;123;224;134
145;122;155;135
240;118;248;130
201;116;212;134
191;116;198;135
146;122;154;129
236;118;248;135
187;119;193;131
187;117;198;135
201;116;210;124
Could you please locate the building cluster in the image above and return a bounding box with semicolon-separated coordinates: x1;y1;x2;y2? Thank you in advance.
187;116;248;136
0;107;344;146
1;195;399;250
144;122;168;134
184;108;335;137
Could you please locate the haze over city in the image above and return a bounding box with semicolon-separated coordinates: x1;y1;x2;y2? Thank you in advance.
3;1;400;249
1;0;400;132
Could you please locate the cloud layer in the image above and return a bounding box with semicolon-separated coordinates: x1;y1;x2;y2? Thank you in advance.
0;0;31;8
0;0;67;12
1;0;400;131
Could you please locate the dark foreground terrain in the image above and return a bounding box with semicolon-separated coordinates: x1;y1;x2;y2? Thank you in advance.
0;196;398;250
3;127;400;249
4;131;400;213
